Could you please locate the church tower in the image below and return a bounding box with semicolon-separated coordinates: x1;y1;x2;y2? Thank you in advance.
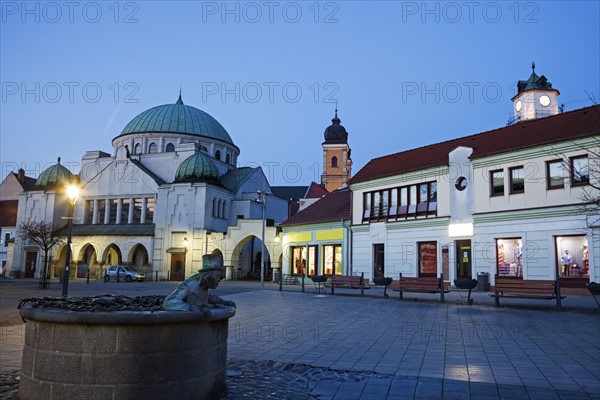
321;109;352;192
511;62;560;123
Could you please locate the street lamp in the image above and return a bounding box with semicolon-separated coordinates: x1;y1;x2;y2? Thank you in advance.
256;190;270;290
62;184;80;297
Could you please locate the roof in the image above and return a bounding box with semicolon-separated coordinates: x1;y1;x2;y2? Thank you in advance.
35;158;75;189
0;200;18;226
280;188;351;227
116;96;233;145
350;105;600;185
323;110;348;145
221;167;259;194
128;159;165;185
515;70;558;98
174;151;220;184
71;224;155;236
12;171;36;191
305;182;329;198
271;186;309;201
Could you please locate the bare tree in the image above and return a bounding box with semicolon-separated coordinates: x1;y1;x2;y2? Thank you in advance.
18;221;66;288
554;136;600;215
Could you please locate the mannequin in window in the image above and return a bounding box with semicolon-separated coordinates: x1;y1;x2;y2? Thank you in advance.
561;250;573;277
582;245;589;276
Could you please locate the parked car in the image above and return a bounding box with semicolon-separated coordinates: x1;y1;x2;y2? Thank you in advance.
104;265;145;282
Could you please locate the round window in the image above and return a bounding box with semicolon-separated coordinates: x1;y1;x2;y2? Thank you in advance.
455;177;468;191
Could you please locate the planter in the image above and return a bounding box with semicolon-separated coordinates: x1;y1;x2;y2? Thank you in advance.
19;305;235;400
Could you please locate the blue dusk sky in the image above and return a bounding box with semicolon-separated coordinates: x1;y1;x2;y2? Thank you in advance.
1;1;599;185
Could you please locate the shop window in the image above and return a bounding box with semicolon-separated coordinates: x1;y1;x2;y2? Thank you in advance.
490;170;504;196
291;246;318;275
165;143;175;152
570;155;589;186
546;160;564;189
509;166;525;194
418;242;437;277
496;238;523;277
373;244;385;279
323;244;342;275
555;235;589;279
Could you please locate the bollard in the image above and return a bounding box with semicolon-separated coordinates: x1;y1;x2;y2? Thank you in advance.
301;275;305;293
279;274;283;291
399;272;403;300
117;269;120;283
440;273;445;303
361;272;365;296
155;271;158;282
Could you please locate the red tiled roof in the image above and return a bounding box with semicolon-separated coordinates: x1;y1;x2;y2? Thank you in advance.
280;188;351;227
305;182;329;198
0;200;19;226
350;105;600;184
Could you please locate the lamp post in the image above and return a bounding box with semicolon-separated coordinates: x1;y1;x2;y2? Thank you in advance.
62;185;80;297
256;191;270;290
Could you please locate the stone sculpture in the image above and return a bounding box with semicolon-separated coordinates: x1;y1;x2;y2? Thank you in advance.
162;254;235;312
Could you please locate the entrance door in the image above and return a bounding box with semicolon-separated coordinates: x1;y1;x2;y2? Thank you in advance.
373;244;385;279
170;253;185;281
455;240;472;279
25;252;37;278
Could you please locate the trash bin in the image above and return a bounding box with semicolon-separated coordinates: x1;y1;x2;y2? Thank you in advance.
477;272;489;291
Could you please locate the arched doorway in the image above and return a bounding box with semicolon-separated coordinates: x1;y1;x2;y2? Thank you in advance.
77;244;101;279
129;244;150;275
102;244;123;274
53;244;74;279
231;236;271;280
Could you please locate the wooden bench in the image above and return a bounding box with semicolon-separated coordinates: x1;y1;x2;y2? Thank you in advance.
391;273;448;303
325;273;368;296
491;276;565;310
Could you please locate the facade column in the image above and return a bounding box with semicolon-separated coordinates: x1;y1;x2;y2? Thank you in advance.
92;199;98;224
116;199;122;224
104;199;110;224
128;198;134;223
142;137;148;154
141;197;147;223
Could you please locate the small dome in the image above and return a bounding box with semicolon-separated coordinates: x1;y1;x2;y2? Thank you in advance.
117;95;234;145
35;158;74;188
323;110;348;144
175;151;220;183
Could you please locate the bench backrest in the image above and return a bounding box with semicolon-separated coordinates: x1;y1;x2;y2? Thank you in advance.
399;276;441;289
495;277;557;294
331;275;363;285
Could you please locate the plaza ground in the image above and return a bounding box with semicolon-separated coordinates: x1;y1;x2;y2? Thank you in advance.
1;279;599;399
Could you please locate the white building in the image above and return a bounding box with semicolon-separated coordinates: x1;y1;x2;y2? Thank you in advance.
349;69;599;292
11;95;288;281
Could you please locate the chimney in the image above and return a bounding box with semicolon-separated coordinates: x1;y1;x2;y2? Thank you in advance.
17;168;25;183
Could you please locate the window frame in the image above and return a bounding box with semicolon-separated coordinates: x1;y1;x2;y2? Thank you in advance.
546;159;565;190
509;166;525;194
570;155;590;186
490;169;504;197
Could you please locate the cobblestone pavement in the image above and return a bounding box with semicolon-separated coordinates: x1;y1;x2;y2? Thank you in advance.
1;280;599;399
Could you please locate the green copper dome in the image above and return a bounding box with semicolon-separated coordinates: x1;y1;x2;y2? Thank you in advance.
175;151;220;183
118;96;233;144
36;157;74;188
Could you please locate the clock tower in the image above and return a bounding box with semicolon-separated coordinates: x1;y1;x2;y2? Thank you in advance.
511;62;560;123
321;109;352;192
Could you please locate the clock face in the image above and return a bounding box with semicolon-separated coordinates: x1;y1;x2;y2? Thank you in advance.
539;95;551;107
515;100;522;112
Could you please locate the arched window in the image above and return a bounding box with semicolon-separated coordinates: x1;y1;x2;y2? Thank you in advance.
221;200;227;218
217;199;222;218
134;143;141;154
226;154;231;164
215;150;221;161
331;156;338;167
165;143;175;152
212;198;217;217
148;142;158;153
